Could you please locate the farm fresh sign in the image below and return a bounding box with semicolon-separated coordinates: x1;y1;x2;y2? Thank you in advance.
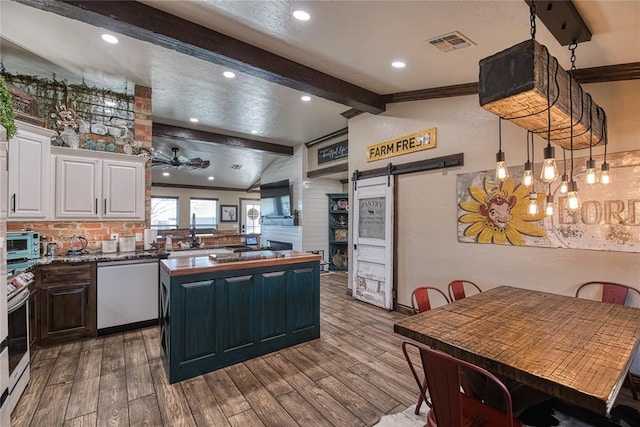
367;128;437;162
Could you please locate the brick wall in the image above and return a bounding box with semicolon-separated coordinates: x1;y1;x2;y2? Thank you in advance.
8;85;154;255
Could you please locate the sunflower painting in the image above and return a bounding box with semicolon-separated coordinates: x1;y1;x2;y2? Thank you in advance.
458;175;546;245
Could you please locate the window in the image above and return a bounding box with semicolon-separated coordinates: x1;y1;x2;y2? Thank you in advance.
151;197;179;229
245;202;261;234
190;198;218;229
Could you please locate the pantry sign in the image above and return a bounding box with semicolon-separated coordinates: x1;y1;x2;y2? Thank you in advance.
367;127;437;162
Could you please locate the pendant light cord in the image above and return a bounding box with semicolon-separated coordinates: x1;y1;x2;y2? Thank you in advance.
499;117;503;153
588;96;593;161
569;42;577;180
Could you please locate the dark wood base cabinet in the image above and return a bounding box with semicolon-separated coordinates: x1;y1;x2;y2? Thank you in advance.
35;263;97;346
160;260;320;383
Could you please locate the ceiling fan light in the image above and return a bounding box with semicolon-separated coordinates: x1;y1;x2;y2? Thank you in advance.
208;176;214;181
162;172;170;177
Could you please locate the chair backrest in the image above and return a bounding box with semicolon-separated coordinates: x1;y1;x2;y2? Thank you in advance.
575;281;640;306
411;287;450;314
447;280;482;302
402;342;517;427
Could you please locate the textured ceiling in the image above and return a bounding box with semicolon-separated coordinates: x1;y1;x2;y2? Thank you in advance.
1;0;638;189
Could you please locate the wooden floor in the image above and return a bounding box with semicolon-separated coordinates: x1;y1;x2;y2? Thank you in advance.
11;272;640;426
10;272;418;427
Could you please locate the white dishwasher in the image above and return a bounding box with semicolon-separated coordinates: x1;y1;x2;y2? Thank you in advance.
97;259;159;330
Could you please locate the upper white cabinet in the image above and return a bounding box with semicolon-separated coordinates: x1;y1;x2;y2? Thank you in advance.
53;147;146;220
0;140;7;220
7;122;54;220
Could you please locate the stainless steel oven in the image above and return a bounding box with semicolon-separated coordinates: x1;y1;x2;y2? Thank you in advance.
6;286;30;415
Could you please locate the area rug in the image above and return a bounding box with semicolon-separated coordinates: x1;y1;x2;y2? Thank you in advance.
373;405;635;427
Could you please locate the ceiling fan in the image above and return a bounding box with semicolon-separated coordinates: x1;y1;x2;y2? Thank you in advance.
152;147;211;169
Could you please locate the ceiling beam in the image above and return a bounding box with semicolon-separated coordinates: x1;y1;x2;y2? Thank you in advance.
15;0;386;114
344;62;640;111
153;123;293;156
528;0;591;46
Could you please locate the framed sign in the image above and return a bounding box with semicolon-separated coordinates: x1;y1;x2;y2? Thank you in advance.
367;128;437;162
318;140;348;165
221;205;238;222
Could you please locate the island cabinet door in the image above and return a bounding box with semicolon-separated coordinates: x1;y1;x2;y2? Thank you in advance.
216;274;257;362
173;279;218;375
257;270;288;344
288;265;320;336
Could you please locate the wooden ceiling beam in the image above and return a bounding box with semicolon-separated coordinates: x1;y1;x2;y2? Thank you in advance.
15;0;386;114
153;123;293;156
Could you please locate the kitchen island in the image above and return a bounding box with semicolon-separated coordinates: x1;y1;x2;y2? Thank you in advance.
160;250;321;383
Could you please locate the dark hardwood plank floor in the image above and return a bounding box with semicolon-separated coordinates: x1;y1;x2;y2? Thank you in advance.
11;272;417;426
11;271;639;426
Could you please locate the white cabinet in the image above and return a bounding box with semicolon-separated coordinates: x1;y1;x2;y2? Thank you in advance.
0;140;7;219
7;122;54;220
53;147;146;220
102;159;144;218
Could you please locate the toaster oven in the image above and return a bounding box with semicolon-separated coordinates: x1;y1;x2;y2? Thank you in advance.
6;231;40;271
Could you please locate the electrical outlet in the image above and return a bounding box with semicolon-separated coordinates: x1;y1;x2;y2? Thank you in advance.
111;233;118;240
135;232;143;242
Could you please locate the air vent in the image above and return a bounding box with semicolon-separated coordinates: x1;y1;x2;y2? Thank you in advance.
230;164;242;169
427;31;475;53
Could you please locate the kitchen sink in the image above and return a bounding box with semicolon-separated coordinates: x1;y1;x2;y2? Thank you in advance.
210;251;285;263
167;247;234;258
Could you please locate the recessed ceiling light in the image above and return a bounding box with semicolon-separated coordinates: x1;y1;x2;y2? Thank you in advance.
250;130;258;134
190;118;199;123
293;10;310;21
391;61;406;68
101;34;119;44
104;99;117;107
208;176;215;180
223;71;236;78
301;95;311;102
162;172;170;177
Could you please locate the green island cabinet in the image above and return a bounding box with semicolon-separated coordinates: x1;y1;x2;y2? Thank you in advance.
328;193;349;271
159;252;320;383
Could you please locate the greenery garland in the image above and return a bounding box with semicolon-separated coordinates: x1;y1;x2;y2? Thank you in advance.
0;75;17;139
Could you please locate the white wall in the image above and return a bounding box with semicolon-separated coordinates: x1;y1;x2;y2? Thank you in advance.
349;80;640;308
260;146;304;250
302;178;344;260
151;186;256;231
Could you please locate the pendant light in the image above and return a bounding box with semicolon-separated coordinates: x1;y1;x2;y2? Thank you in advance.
522;131;533;187
567;43;581;211
495;117;509;181
527;135;538;215
545;184;554;216
540;43;558;184
559;149;569;194
585;100;596;185
600;112;611;185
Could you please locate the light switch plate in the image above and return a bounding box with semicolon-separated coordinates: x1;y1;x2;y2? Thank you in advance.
135;232;143;242
111;233;118;240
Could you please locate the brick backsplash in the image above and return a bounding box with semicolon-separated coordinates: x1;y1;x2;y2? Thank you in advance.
7;221;147;253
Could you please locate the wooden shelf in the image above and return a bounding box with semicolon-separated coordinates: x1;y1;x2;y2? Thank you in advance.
328;193;349;271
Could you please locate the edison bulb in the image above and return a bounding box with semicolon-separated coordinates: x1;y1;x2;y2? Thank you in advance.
495;152;508;181
601;163;611;185
567;182;581;211
528;193;539;215
586;159;596;185
522;162;533;187
545;194;554;216
559;174;569;194
540;146;559;183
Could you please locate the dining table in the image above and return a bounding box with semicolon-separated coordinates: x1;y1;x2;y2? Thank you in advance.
394;285;640;415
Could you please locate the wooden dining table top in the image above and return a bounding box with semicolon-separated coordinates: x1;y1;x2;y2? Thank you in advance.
394;285;640;415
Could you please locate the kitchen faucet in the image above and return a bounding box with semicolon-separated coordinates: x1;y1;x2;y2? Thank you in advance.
190;213;199;248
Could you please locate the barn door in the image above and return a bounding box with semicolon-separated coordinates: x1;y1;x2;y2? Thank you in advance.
352;175;394;310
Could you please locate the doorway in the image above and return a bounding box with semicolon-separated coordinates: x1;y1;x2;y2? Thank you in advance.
239;198;261;235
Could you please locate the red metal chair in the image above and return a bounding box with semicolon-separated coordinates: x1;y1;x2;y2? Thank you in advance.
447;280;482;302
402;341;523;427
411;286;450;314
409;287;450;414
575;281;640;400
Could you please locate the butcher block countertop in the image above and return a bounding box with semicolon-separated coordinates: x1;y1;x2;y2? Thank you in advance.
160;250;320;277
